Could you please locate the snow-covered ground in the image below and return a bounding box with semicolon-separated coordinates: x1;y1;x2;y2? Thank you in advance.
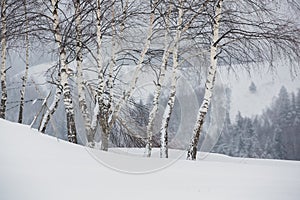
1;119;300;200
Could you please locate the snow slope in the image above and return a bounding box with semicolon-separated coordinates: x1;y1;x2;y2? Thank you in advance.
1;119;300;200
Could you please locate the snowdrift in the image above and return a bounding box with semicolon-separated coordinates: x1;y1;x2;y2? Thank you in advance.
0;119;300;200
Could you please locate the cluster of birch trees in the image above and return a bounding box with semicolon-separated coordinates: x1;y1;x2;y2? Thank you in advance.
1;0;300;160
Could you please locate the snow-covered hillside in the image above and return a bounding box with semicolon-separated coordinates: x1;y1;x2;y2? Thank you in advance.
0;119;300;200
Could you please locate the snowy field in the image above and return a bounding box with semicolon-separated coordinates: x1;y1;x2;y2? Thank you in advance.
1;119;300;200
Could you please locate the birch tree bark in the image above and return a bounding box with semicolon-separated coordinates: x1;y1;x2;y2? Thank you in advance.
90;0;113;150
51;0;77;143
95;0;105;105
108;1;116;113
18;0;29;124
89;0;106;148
145;0;210;157
156;0;184;158
0;0;7;119
99;0;117;151
145;4;171;157
74;0;92;145
187;0;223;160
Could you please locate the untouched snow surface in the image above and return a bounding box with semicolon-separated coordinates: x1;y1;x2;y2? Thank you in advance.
1;119;300;200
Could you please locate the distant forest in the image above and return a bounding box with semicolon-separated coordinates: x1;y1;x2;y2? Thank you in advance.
121;84;300;161
213;86;300;161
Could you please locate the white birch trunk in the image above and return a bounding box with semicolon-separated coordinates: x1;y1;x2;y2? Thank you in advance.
18;0;29;124
108;1;116;113
95;0;105;101
187;0;223;160
74;0;92;145
145;4;171;157
51;0;77;143
98;1;117;151
90;0;106;148
109;0;158;129
0;0;7;119
38;77;62;133
157;1;183;158
89;97;99;147
90;0;111;150
90;96;98;139
146;0;209;157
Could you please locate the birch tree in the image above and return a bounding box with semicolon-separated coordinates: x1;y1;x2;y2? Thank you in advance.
73;0;92;145
187;0;223;160
157;1;184;158
108;1;116;115
89;0;107;149
50;0;77;143
37;0;92;141
0;0;7;119
89;0;159;151
187;0;300;160
89;0;118;149
145;3;171;158
39;73;62;133
18;0;29;124
104;0;117;148
37;1;65;133
146;0;210;158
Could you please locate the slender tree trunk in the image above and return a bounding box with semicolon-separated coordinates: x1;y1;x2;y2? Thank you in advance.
31;91;51;128
108;1;116;113
109;0;158;130
90;103;99;143
145;0;209;157
51;0;77;143
99;0;117;151
100;124;109;151
38;75;62;133
90;0;106;148
0;0;7;119
18;0;29;124
74;0;92;146
95;0;105;102
157;1;183;158
187;0;223;160
146;51;170;157
145;4;171;157
90;0;111;150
